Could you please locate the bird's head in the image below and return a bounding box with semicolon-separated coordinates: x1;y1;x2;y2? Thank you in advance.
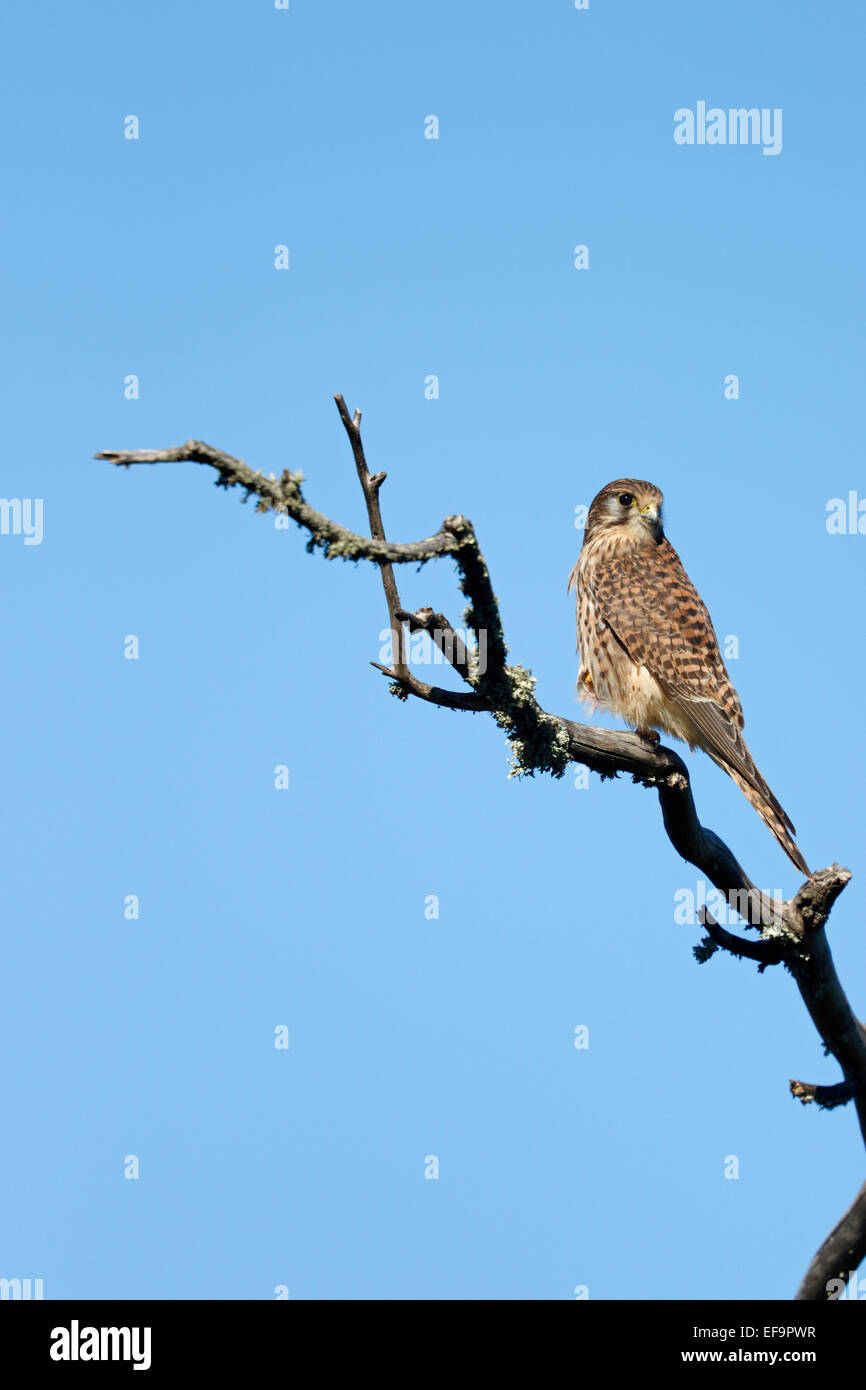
584;479;664;545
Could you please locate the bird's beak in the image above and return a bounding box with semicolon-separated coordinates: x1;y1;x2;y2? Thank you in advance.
640;503;663;541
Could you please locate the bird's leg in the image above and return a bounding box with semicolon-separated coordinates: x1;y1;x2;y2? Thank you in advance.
637;727;660;747
577;667;600;712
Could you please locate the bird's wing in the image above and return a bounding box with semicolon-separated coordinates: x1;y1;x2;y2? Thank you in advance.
589;541;740;716
588;541;798;826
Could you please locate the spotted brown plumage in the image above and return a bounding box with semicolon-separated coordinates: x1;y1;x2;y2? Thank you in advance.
568;479;810;877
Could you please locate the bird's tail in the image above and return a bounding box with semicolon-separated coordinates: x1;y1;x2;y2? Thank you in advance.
708;747;811;878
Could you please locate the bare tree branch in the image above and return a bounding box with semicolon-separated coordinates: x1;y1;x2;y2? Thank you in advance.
333;393;409;683
697;907;786;965
395;606;472;683
795;1181;866;1301
370;662;487;711
95;438;459;565
790;1079;862;1110
782;869;866;1150
96;394;864;1301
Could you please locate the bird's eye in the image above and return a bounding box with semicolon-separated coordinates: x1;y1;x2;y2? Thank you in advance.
618;492;634;507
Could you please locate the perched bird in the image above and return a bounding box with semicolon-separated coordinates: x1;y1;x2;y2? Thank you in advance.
568;479;810;877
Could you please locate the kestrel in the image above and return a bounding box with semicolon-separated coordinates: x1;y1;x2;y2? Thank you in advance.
568;479;810;877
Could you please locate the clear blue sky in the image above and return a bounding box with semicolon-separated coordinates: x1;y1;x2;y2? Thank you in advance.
1;0;863;1300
